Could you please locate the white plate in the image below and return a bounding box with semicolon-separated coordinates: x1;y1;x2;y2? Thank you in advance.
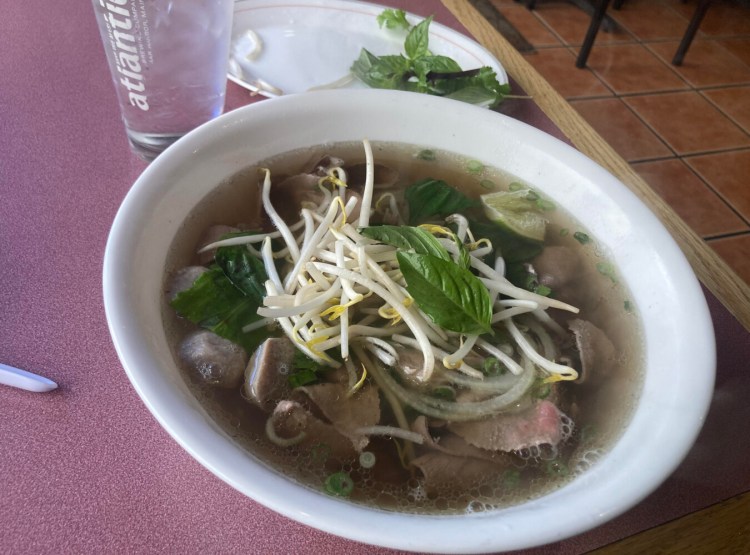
228;0;507;97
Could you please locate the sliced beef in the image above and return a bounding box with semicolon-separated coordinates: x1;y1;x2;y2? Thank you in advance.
345;163;399;191
394;347;425;378
307;155;346;176
532;245;583;304
166;266;208;302
243;337;296;412
411;452;503;495
533;246;579;289
269;173;325;224
197;225;240;265
568;318;617;382
411;416;510;464
270;400;356;460
393;347;454;385
293;383;380;451
448;400;568;453
178;330;248;388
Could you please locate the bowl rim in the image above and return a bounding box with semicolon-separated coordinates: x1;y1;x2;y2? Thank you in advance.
103;89;716;553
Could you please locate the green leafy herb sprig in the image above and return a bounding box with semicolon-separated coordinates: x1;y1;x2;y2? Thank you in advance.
171;243;270;353
361;223;493;336
376;8;410;30
351;13;511;108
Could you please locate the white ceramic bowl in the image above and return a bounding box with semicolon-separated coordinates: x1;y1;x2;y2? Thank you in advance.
103;90;715;553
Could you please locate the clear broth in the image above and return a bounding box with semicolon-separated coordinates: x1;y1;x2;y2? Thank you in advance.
162;141;643;514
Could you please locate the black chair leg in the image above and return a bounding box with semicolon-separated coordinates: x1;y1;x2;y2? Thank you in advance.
613;0;625;9
526;0;537;9
673;0;712;66
576;0;612;68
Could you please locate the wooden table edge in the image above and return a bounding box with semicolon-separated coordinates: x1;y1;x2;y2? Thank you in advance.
589;489;750;554
442;0;750;333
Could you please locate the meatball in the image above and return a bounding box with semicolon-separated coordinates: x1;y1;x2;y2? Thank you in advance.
178;330;248;388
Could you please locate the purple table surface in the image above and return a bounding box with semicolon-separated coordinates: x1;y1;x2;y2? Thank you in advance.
2;1;748;554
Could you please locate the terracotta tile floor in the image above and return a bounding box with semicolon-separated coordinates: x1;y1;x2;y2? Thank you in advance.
489;0;750;284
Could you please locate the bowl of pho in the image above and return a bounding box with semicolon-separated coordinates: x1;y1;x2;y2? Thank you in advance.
103;89;715;553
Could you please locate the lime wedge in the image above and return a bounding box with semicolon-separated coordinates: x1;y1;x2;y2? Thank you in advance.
480;190;547;243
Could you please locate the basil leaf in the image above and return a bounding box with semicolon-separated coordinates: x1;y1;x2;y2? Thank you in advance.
419;55;463;74
444;86;503;108
405;178;477;224
170;266;268;353
435;67;511;108
361;225;450;260
377;8;410;30
404;16;432;60
351;49;410;89
214;245;267;304
351;48;379;81
413;55;463;91
351;13;509;108
397;252;492;335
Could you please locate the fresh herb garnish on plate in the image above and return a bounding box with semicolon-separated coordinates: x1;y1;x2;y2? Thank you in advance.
351;13;511;108
376;8;410;30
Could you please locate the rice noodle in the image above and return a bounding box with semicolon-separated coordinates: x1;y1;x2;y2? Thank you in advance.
443;370;522;393
365;352;536;421
354;425;425;444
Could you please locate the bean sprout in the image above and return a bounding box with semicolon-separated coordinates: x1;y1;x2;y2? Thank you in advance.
261;169;300;263
505;319;577;381
210;141;586;429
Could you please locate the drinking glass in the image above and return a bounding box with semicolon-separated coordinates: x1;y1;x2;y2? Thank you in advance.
91;0;234;160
